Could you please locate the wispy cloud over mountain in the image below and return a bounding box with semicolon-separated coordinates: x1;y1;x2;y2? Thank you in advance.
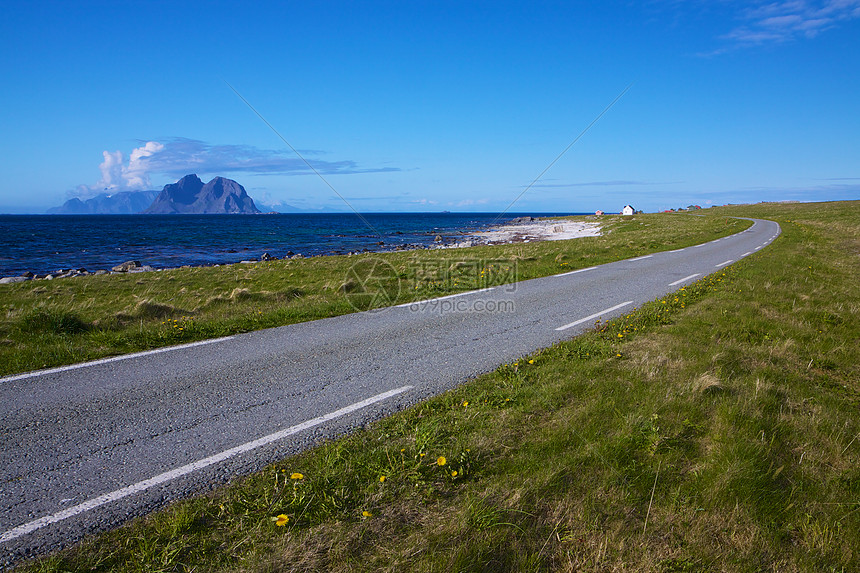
74;138;400;198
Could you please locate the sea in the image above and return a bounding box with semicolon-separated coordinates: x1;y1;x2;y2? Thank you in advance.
0;212;584;277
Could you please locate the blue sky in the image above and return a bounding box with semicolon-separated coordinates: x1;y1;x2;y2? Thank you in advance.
1;0;858;213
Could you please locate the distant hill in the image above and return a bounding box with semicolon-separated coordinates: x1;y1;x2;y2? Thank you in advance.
255;201;306;213
143;175;262;214
47;190;159;214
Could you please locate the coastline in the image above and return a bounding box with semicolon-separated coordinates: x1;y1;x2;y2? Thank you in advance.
441;217;601;248
0;216;601;284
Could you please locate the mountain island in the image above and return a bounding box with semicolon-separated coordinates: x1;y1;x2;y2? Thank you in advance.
49;175;263;215
143;175;261;214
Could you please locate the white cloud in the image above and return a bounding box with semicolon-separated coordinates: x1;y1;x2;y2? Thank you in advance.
96;150;124;192
74;138;400;199
452;198;490;207
78;142;165;198
724;0;860;47
124;141;164;189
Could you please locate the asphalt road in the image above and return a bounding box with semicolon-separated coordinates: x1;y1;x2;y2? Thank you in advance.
0;217;780;566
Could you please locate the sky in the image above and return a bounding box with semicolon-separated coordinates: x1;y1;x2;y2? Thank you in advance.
1;0;859;214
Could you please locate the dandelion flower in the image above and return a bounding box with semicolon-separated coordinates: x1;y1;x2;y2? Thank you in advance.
463;401;469;407
362;510;373;517
290;473;304;480
379;475;386;482
272;514;289;527
437;456;447;466
528;359;534;364
451;470;458;478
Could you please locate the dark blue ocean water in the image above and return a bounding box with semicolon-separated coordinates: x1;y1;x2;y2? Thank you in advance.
0;213;583;277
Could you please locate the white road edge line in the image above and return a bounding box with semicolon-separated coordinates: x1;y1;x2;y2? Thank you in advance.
668;249;684;253
715;260;734;268
669;273;700;287
742;252;752;257
555;301;634;332
0;337;236;384
395;288;495;308
556;266;597;277
629;255;653;261
0;385;414;544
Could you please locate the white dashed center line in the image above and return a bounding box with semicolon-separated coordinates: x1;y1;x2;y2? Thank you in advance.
0;385;414;544
557;266;597;277
396;288;495;308
1;337;236;384
669;273;700;287
555;301;635;332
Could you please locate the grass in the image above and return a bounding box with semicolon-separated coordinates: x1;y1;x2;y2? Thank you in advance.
12;200;860;571
0;213;746;377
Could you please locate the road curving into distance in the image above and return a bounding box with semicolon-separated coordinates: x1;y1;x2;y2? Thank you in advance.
0;217;780;566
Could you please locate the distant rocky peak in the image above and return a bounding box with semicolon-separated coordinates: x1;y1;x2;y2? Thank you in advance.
169;174;205;205
143;174;261;214
205;177;234;198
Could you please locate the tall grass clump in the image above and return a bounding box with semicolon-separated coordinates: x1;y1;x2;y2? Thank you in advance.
17;307;91;335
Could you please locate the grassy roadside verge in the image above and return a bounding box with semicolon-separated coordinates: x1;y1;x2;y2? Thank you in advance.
0;213;747;377
16;200;859;572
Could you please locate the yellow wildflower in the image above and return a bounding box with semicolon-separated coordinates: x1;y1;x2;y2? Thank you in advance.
379;475;386;482
362;510;373;517
437;456;447;466
272;514;289;527
451;470;458;478
290;473;304;480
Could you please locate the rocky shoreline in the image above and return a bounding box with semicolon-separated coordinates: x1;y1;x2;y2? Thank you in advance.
0;217;601;284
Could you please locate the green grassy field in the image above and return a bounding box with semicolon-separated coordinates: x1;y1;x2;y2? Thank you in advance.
13;201;860;572
0;213;746;377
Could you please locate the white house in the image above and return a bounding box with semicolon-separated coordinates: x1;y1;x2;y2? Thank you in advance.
622;205;635;216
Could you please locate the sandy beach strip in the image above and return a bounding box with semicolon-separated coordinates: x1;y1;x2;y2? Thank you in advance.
442;218;601;249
